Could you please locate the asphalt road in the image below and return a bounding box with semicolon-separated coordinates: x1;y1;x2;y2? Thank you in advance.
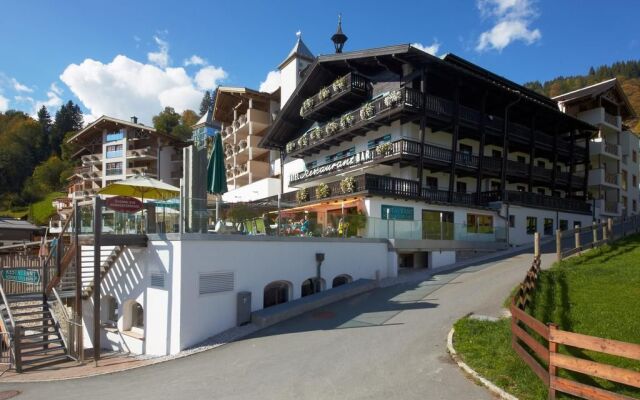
0;245;563;400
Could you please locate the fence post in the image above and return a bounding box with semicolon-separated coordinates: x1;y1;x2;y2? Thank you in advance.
602;222;608;242
548;323;558;400
534;232;540;259
574;225;581;254
555;229;562;262
607;218;613;241
592;221;597;248
14;325;22;373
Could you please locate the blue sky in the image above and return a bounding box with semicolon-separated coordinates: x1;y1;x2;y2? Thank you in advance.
0;0;638;124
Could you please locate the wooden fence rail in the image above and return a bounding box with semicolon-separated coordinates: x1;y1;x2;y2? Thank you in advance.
511;233;640;399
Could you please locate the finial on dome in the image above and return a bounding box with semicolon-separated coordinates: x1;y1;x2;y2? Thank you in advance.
331;14;347;53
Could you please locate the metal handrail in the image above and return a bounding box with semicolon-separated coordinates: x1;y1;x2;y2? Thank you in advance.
50;287;70;322
0;284;15;330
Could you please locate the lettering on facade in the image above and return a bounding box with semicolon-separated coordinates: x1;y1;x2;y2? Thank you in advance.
295;153;369;180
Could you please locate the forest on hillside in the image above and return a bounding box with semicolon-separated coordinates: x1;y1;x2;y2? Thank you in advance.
524;60;640;131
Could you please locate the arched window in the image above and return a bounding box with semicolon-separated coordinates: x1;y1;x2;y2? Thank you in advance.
123;300;144;336
101;295;119;325
263;281;292;308
132;303;144;329
301;277;325;297
332;274;352;288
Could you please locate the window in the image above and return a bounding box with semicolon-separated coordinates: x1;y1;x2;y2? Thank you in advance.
556;165;562;173
526;217;537;235
634;150;638;163
325;147;355;163
425;177;438;190
301;278;324;297
106;162;122;176
553;190;562;198
123;300;144;336
367;134;391;149
491;181;501;191
634;200;637;212
467;214;494;234
106;144;123;159
621;170;628;190
509;215;515;228
517;155;526;164
106;130;124;142
332;275;352;288
459;144;473;155
544;218;553;236
305;160;317;169
537;160;545;168
492;150;502;158
517;185;526;192
537;188;546;195
264;281;291;308
633;175;637;187
560;219;568;231
456;181;467;193
132;303;144;329
102;296;118;325
422;210;454;240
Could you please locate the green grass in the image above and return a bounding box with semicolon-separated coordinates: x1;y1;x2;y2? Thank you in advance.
454;234;640;399
0;191;64;226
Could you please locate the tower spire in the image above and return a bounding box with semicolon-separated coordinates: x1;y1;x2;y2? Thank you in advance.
331;14;348;53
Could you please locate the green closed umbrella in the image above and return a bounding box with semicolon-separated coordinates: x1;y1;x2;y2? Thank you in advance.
207;131;228;221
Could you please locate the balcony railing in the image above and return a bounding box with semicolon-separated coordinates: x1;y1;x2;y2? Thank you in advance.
105;168;122;176
605;142;619;156
604;112;619;127
299;72;369;120
483;190;591;214
287;88;423;156
605;201;618;213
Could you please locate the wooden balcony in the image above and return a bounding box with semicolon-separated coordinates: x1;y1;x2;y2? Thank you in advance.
287;87;423;157
299;72;370;121
284;173;591;214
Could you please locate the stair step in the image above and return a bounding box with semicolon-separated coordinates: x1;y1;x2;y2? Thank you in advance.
20;338;63;349
21;353;69;366
5;304;45;311
12;310;52;318
16;317;54;324
21;345;65;357
22;332;58;339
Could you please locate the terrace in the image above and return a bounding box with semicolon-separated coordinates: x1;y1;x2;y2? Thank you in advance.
299;72;370;121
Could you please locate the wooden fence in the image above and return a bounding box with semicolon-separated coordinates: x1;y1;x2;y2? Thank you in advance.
512;233;640;399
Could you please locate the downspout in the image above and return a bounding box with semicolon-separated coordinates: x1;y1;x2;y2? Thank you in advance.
501;93;522;247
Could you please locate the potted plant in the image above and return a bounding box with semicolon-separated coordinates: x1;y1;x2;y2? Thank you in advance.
325;121;339;136
309;128;322;142
332;75;347;92
319;87;331;101
340;176;356;194
286;141;297;153
359;102;375;120
298;135;309;148
376;142;393;156
383;90;402;107
340;114;355;130
300;98;315;116
296;188;309;204
316;183;330;199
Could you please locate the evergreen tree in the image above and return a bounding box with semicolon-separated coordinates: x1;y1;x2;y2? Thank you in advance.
51;101;83;158
36;105;52;158
152;107;182;134
199;91;212;116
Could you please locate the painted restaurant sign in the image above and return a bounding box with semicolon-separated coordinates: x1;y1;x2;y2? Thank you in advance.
1;269;41;285
105;196;144;213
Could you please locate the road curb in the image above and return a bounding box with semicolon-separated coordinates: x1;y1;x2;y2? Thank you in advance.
447;327;519;400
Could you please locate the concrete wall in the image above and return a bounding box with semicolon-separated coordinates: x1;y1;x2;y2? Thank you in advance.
504;205;592;246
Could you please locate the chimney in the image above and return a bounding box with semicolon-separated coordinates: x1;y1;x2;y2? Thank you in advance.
131;116;138;124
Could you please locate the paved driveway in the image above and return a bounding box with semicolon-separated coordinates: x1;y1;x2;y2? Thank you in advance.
2;248;554;400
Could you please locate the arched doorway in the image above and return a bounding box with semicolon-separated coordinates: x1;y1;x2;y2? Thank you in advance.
332;274;352;288
301;277;325;297
263;281;292;308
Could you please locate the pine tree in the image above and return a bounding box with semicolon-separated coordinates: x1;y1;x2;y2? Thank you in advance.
36;105;52;158
51;101;83;158
199;91;212;116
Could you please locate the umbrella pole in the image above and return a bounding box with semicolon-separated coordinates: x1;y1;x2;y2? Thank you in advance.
216;195;220;223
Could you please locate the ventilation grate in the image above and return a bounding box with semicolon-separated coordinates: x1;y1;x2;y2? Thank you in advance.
150;272;165;288
199;272;234;295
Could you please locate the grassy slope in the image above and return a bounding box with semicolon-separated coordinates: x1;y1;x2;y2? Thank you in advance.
0;191;64;225
454;235;640;399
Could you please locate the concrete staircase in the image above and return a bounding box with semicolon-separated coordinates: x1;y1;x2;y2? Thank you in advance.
57;245;123;299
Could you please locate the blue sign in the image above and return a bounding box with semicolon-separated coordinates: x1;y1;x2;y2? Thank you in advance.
381;205;414;220
2;269;41;285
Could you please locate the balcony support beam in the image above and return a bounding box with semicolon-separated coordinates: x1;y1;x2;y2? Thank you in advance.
417;67;427;195
448;81;461;203
475;92;488;203
567;129;575;197
551;126;559;193
501;95;521;198
527;115;536;192
583;131;590;203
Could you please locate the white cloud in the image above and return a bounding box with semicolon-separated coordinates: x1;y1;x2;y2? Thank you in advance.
194;66;227;90
12;78;33;93
59;54;226;124
259;70;280;93
0;95;8;112
184;55;206;67
147;35;170;68
475;0;541;52
411;41;441;56
49;82;63;96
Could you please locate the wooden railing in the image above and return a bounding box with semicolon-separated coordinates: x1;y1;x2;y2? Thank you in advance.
604;112;619;127
511;232;640;399
299;72;369;119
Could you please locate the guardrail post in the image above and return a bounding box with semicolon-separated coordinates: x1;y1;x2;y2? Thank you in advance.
548;323;558;400
607;218;613;241
555;229;561;262
534;232;540;259
14;325;22;373
574;225;581;255
592;221;597;247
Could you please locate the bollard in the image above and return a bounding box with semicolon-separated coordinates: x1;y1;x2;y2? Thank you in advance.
574;225;581;254
592;221;597;247
607;218;613;241
602;222;608;242
555;229;562;262
534;232;540;259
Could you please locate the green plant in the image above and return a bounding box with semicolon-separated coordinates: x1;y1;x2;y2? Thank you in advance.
296;188;309;203
359;102;375;119
315;183;330;199
325;121;339;136
340;114;355;130
340;176;356;194
297;135;308;148
319;87;331;101
300;98;315;116
383;90;402;107
286;141;297;153
309;128;322;142
376;142;393;156
332;75;347;92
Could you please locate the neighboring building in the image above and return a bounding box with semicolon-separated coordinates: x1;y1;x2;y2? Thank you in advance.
554;78;639;219
257;30;595;254
66;116;186;200
0;218;44;248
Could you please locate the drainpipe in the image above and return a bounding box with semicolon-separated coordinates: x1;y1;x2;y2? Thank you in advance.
315;253;324;293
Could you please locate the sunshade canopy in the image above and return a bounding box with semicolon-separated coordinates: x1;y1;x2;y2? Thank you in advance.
98;176;180;201
207;132;228;195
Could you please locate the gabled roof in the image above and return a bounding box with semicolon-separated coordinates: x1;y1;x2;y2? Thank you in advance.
260;44;595;149
0;218;43;231
213;86;273;123
278;35;315;70
553;78;636;118
67;115;185;145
